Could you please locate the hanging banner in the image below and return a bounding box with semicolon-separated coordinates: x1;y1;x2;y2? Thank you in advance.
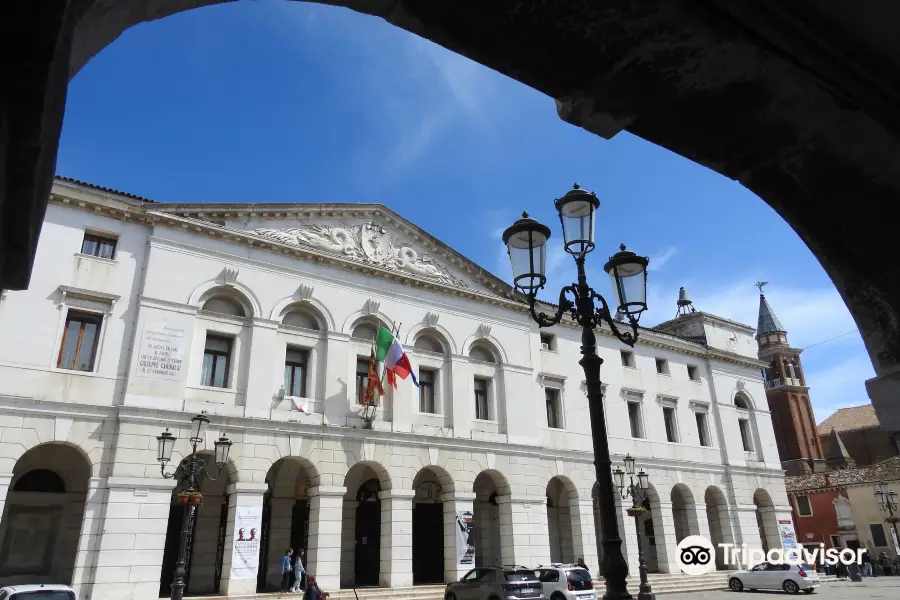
778;519;798;551
456;511;475;568
230;506;263;580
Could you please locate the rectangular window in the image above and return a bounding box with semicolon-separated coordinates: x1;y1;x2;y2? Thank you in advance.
627;401;643;438
540;333;555;351
57;310;103;371
696;412;710;447
829;535;840;548
687;365;700;381
80;232;117;259
419;369;436;413
474;378;489;420
545;388;562;429
739;418;753;451
655;358;669;374
283;347;308;397
795;495;812;517
870;524;888;547
621;350;634;368
356;358;370;404
663;406;678;442
201;334;232;388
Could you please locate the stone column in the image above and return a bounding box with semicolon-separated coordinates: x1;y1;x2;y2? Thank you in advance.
380;489;414;587
572;499;600;575
733;505;764;567
220;482;267;596
307;486;345;592
243;319;279;410
88;476;177;600
504;495;550;568
651;500;679;574
443;491;475;581
613;499;640;582
867;371;900;433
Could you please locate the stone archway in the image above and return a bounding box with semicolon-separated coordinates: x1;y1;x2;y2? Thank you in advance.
704;486;733;570
753;489;780;554
341;461;391;589
670;484;698;544
472;470;512;568
0;443;92;588
258;457;319;592
158;452;236;597
546;476;579;564
411;466;454;585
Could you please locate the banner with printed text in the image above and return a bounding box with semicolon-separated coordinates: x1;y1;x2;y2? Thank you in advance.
230;506;263;580
778;519;798;551
456;510;475;568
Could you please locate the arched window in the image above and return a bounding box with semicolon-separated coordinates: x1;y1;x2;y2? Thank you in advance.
414;333;445;354
734;393;751;409
352;322;379;341
282;306;321;331
468;343;496;364
13;469;66;493
202;295;245;317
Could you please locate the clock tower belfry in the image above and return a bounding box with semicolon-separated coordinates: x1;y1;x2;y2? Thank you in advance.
756;283;825;475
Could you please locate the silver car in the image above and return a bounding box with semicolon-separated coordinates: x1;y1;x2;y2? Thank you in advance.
535;565;596;600
0;585;76;600
445;566;545;600
728;562;820;594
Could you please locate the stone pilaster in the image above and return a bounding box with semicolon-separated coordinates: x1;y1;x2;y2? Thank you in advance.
87;476;177;600
242;319;279;409
379;489;414;587
443;491;475;581
220;482;267;596
504;495;550;567
651;500;678;574
307;486;345;592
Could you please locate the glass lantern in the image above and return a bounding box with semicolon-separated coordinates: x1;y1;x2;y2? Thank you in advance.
554;184;600;257
156;429;176;465
502;211;552;292
214;434;233;466
604;244;649;317
190;413;210;444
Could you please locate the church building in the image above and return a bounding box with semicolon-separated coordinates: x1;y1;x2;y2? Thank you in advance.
0;178;790;600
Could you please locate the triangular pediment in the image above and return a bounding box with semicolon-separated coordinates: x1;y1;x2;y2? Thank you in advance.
150;202;517;298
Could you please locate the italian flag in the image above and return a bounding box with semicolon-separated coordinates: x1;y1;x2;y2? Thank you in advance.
375;325;419;387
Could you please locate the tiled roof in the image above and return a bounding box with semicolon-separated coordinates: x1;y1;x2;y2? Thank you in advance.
54;176;156;203
785;455;900;492
817;404;881;435
757;293;785;335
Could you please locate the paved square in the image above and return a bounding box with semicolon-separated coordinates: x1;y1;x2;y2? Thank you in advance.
663;579;899;600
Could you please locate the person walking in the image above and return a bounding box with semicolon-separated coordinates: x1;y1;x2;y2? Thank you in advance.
291;549;307;592
861;551;873;577
281;548;294;593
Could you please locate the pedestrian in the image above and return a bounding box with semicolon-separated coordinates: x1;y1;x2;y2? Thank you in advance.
281;548;294;593
576;557;588;571
291;549;307;592
861;551;873;577
302;575;329;600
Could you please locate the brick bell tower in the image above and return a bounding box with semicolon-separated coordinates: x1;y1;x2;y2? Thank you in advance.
755;282;825;475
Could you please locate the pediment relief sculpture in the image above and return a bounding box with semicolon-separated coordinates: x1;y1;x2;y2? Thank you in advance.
252;220;467;288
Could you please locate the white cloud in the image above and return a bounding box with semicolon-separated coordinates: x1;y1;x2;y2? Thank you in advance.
647;246;677;272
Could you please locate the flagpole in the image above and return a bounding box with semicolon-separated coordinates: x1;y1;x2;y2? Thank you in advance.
364;332;378;426
379;321;402;388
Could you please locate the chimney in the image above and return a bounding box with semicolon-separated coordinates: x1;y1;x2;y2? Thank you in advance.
824;473;831;486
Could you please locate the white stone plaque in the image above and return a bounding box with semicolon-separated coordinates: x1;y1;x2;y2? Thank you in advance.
136;322;187;380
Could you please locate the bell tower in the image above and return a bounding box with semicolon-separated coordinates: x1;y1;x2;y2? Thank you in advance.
756;283;825;475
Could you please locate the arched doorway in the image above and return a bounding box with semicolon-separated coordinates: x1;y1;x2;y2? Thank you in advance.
258;457;318;592
472;470;511;567
341;462;389;588
704;486;731;570
0;443;91;587
411;467;450;584
638;485;661;574
670;484;697;544
753;489;779;554
158;453;234;597
546;477;576;564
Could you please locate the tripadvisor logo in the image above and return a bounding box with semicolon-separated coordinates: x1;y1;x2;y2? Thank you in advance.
675;535;867;575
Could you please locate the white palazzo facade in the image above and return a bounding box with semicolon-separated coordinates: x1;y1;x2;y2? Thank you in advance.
0;179;791;600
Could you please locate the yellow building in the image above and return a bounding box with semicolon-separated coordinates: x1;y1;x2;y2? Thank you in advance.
844;457;900;559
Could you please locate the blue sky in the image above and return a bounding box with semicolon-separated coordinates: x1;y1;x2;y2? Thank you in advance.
57;1;873;421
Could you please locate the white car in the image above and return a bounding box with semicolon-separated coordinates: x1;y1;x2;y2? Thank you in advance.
728;562;819;594
0;585;76;600
534;565;596;600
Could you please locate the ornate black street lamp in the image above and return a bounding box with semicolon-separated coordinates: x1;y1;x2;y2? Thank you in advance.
157;413;233;600
613;455;654;600
875;482;900;552
502;184;649;600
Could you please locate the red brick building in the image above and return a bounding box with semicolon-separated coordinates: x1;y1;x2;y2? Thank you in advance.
818;404;899;468
786;474;858;552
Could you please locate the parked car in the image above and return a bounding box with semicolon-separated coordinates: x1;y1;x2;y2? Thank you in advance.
728;562;819;594
445;566;544;600
0;585;76;600
534;565;596;600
